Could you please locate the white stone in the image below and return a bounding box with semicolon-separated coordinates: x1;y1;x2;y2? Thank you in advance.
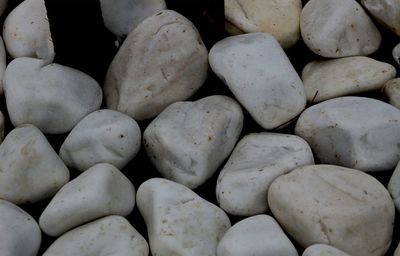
144;95;243;189
0;125;70;204
4;57;102;134
43;215;149;256
361;0;400;36
224;0;302;48
0;199;41;256
383;78;400;109
268;165;395;256
301;0;381;58
39;163;135;237
0;36;7;95
217;215;298;256
209;33;306;129
59;109;141;171
104;10;208;120
3;0;54;62
216;132;314;216
302;57;396;102
302;244;352;256
295;97;400;172
100;0;166;39
388;161;400;211
137;178;231;256
393;42;400;65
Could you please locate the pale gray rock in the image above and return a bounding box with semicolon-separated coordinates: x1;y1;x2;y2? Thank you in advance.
4;57;102;134
393;42;400;65
43;215;149;256
295;97;400;172
302;244;351;256
303;57;396;102
217;215;298;256
0;199;41;256
224;0;302;48
301;0;381;58
59;109;141;171
3;0;54;62
104;10;208;120
383;78;400;109
137;178;231;256
268;165;395;256
388;161;400;211
100;0;166;39
144;95;243;189
39;163;135;237
361;0;400;36
209;33;306;129
216;132;314;216
0;125;70;204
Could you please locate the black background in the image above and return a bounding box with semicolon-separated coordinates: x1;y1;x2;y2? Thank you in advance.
1;0;399;255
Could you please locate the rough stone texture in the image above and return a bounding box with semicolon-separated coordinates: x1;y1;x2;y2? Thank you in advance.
302;244;352;256
0;125;70;204
295;96;400;172
137;178;231;256
209;33;306;129
144;95;243;189
104;10;208;120
217;215;298;256
3;0;54;62
216;132;314;216
0;199;41;256
383;78;400;109
39;163;135;237
224;0;302;48
388;161;400;211
361;0;400;36
301;0;381;58
43;215;149;256
59;109;141;171
100;0;166;39
302;57;396;102
268;165;395;256
4;57;102;134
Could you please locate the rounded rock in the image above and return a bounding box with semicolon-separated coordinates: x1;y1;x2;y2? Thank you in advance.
383;78;400;109
361;0;400;36
302;244;351;256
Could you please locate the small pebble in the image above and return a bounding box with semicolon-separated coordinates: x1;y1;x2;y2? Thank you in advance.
144;95;243;189
268;164;395;256
59;109;141;171
39;163;135;237
4;57;102;134
224;0;302;48
301;0;381;58
43;215;149;256
104;10;208;120
393;42;400;65
216;132;314;216
302;56;396;102
295;96;400;172
302;244;351;256
0;125;70;204
0;199;41;256
383;78;400;109
209;33;306;129
217;215;298;256
137;178;231;256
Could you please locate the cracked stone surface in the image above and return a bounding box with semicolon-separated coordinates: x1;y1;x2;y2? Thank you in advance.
301;0;381;58
268;164;395;256
209;32;306;130
137;178;231;256
104;9;208;120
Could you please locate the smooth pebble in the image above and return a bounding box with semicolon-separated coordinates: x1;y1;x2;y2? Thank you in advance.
302;244;351;256
383;78;400;109
137;178;231;256
388;161;400;211
216;132;314;216
361;0;400;36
